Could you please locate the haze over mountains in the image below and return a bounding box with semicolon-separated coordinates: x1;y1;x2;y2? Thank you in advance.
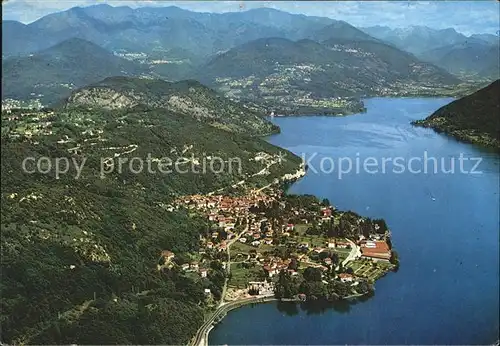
1;4;498;110
2;38;146;104
2;5;334;58
414;80;500;148
361;25;499;79
1;3;499;346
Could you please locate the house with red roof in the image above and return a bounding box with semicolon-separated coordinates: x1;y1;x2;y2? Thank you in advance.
338;273;354;282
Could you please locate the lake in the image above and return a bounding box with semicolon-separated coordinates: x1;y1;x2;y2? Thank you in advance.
209;98;500;345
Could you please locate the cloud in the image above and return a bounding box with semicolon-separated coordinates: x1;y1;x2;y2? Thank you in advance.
2;0;499;34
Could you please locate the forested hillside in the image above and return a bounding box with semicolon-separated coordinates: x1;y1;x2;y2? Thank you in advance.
64;76;279;136
0;105;300;344
2;38;146;105
413;80;500;148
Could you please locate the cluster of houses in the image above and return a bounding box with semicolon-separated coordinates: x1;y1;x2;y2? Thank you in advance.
2;110;55;139
261;257;296;278
176;192;276;250
173;188;393;293
238;218;278;247
158;250;210;278
2;98;44;111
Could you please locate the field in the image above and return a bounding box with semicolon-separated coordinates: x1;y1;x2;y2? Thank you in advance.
229;263;265;288
348;260;394;281
230;241;255;257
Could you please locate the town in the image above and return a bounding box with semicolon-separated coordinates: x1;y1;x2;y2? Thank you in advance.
164;185;399;306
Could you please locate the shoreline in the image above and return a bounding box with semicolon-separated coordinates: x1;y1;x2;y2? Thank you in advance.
201;291;371;345
411;120;500;150
190;117;393;346
189;153;393;345
191;295;278;346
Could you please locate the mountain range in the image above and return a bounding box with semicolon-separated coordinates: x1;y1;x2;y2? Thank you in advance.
413;79;500;148
2;4;498;109
361;25;497;55
419;41;499;79
197;36;460;100
4;5;497;82
2;34;462;113
2;6;334;59
361;25;499;79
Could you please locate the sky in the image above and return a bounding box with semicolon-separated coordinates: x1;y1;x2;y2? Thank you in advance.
2;0;499;35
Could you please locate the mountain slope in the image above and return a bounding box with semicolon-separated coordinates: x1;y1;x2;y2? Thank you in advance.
322;38;460;85
470;33;499;45
309;21;380;43
64;76;278;136
1;21;37;58
419;41;499;80
413;80;500;148
360;25;476;55
1;104;301;344
1;5;334;59
2;38;145;105
198;37;460;101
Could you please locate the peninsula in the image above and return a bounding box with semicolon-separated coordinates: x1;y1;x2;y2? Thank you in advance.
179;164;399;346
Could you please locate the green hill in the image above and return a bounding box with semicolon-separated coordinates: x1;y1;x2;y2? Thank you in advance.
2;38;145;105
198;37;461;101
309;21;380;43
0;104;301;344
419;42;500;80
64;76;278;136
413;80;500;148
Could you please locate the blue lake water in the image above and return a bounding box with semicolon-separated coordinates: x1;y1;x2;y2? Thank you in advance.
209;98;500;345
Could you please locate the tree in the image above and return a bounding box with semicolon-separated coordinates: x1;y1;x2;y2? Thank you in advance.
318;251;329;260
321;198;330;206
361;221;372;238
274;247;290;260
327;281;351;299
274;270;299;299
390;250;400;270
386;237;393;249
299;281;327;299
356;280;373;295
288;258;299;271
330;253;339;267
303;267;322;282
373;219;388;234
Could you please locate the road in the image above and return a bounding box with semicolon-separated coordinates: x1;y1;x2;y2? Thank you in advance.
341;239;361;267
190;295;275;346
190;218;255;346
219;218;249;307
207;160;278;196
